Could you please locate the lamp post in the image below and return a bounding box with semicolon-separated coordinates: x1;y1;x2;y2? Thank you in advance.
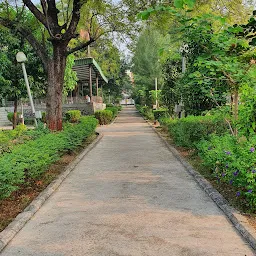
16;52;37;127
176;43;189;118
155;77;158;110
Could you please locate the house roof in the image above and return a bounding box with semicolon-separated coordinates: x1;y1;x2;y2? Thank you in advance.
72;57;108;84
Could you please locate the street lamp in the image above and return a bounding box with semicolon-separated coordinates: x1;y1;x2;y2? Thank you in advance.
16;52;37;127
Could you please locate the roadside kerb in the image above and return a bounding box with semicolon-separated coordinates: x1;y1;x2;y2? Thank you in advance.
150;123;256;253
0;133;103;253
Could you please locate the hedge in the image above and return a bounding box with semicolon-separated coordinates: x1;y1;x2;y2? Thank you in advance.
167;115;228;148
106;107;118;118
94;110;113;125
65;110;81;123
0;116;98;199
153;108;169;121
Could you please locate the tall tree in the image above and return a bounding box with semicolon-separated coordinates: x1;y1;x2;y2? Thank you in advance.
0;0;133;130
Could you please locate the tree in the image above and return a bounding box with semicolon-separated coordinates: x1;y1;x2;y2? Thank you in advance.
132;28;164;106
0;27;46;128
0;0;133;130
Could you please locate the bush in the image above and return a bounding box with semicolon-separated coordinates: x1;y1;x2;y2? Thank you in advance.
153;108;169;121
136;105;154;120
41;112;46;123
117;106;122;111
167;115;228;148
197;134;256;211
159;117;173;126
106;107;118;118
65;110;81;123
0;116;98;199
94;110;113;125
7;112;21;124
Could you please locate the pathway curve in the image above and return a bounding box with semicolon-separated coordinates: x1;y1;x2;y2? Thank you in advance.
1;106;254;255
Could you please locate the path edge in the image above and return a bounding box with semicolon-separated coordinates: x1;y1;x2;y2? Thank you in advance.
0;133;104;253
150;124;256;252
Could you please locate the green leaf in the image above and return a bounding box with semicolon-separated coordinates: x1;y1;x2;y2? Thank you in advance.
174;0;184;9
183;0;196;9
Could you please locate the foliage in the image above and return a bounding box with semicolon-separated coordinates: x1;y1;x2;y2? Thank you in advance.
94;110;113;125
0;123;49;155
7;112;21;124
153;108;169;121
132;28;165;106
106;107;119;118
197;134;256;210
167;115;229;148
63;55;78;96
65;110;81;123
136;105;154;121
0;116;98;199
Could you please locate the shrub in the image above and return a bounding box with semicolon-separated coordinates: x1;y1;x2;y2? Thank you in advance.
136;105;154;120
159;117;173;126
167;115;228;148
197;134;256;211
117;106;122;111
65;110;81;123
106;107;118;118
7;112;21;124
41;112;46;123
94;110;113;125
153;108;169;121
0;116;98;199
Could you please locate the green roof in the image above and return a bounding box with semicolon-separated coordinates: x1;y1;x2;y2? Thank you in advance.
73;57;108;84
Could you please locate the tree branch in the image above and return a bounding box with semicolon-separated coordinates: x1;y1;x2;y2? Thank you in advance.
22;0;47;28
67;38;95;55
0;17;48;71
64;0;84;40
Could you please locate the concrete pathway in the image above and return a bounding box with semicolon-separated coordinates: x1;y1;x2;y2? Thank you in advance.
1;106;254;255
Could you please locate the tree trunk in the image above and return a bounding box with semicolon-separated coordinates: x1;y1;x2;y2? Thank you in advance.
13;98;18;129
233;90;239;136
46;43;67;131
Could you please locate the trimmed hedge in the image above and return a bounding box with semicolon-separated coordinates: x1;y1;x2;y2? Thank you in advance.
106;107;118;118
0;116;98;199
153;109;169;121
94;110;113;125
65;110;81;123
167;115;228;148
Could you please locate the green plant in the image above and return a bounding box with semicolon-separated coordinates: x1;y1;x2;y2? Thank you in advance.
41;112;46;123
167;115;228;148
7;112;21;124
153;108;169;121
197;134;256;211
136;105;154;120
106;107;118;118
0;116;98;199
94;110;113;125
65;110;81;123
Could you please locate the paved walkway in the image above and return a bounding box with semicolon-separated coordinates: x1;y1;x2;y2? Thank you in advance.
1;107;254;255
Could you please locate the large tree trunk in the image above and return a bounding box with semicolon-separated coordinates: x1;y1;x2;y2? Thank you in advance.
12;97;18;129
46;43;67;131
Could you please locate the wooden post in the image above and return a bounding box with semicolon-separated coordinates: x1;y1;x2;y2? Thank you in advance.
96;75;99;97
89;64;93;99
